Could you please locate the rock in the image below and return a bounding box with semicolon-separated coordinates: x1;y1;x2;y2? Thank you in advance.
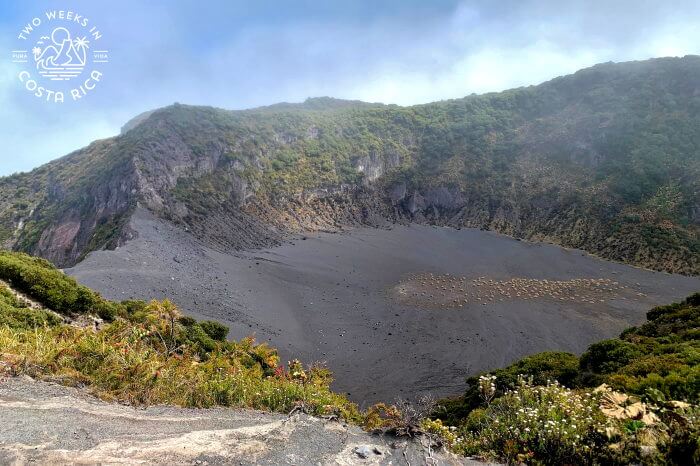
354;445;374;458
0;377;461;465
640;445;657;457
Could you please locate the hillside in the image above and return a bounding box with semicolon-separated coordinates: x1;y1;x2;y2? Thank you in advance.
0;56;698;273
0;250;355;415
438;293;700;421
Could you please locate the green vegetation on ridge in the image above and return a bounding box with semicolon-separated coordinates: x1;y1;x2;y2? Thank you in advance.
0;251;119;320
439;293;700;422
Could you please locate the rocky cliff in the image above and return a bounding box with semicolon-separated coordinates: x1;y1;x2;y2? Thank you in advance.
0;56;698;273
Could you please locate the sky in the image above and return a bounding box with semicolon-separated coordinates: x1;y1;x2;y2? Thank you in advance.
0;0;699;176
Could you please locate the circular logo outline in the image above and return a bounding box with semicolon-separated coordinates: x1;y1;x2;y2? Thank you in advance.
10;9;109;103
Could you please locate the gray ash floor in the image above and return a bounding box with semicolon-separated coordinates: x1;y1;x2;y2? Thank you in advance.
68;209;700;406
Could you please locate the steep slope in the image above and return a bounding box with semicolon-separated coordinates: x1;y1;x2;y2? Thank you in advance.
1;56;699;272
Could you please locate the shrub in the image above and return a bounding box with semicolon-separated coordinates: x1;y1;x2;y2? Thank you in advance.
454;382;610;464
580;339;645;374
0;299;360;421
199;320;229;341
0;300;62;329
436;352;580;424
435;294;700;462
0;251;121;320
449;380;699;465
0;283;62;329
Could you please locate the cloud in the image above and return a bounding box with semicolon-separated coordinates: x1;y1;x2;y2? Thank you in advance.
0;0;699;175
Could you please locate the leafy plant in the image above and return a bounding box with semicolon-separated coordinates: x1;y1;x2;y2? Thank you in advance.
435;294;700;464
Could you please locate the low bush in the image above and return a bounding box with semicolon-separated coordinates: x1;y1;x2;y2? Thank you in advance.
199;320;229;341
437;380;699;465
434;294;700;463
580;339;645;374
0;299;360;420
437;352;580;423
0;283;62;329
0;251;118;320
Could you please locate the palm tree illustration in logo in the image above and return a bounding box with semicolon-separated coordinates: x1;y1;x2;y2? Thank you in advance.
33;27;90;81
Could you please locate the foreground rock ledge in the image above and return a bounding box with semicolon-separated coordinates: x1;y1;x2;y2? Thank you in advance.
0;376;474;465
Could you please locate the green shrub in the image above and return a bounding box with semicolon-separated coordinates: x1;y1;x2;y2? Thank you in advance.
436;294;700;462
199;320;229;341
436;352;580;424
0;251;121;320
182;322;217;357
0;283;62;329
445;380;700;465
0;300;61;329
580;339;645;374
453;382;611;464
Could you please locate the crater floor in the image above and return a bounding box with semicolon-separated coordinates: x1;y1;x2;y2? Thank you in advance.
68;209;700;405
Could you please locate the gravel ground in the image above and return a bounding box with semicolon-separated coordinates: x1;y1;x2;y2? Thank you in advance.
67;209;700;405
0;376;471;465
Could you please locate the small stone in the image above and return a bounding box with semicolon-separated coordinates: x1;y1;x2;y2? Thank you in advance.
354;445;373;458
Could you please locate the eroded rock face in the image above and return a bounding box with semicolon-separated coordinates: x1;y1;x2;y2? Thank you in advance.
13;113;250;266
35;221;81;265
26;152;140;266
355;149;402;184
21;158;700;274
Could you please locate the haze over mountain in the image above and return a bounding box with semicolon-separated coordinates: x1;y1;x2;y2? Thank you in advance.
2;55;700;464
4;0;700;177
0;56;698;274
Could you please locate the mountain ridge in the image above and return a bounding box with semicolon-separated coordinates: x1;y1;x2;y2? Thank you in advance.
1;55;698;272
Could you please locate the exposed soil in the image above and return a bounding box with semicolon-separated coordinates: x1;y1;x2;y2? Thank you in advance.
67;209;700;406
0;376;467;465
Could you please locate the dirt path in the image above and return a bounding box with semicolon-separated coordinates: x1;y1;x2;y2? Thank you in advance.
0;376;471;465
